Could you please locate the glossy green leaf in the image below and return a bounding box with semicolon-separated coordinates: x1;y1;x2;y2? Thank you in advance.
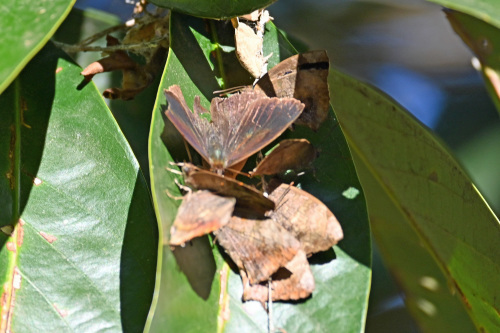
0;0;76;95
331;69;500;332
0;42;158;332
352;152;477;332
54;7;160;181
427;0;500;29
148;11;371;332
150;0;276;19
445;10;500;116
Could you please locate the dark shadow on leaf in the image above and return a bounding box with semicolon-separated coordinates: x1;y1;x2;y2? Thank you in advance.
215;240;240;275
110;74;161;183
170;13;253;100
120;172;159;331
170;14;221;99
171;235;216;300
0;42;58;250
18;43;60;216
308;247;337;265
76;78;91;91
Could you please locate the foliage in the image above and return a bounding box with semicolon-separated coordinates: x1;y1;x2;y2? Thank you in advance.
0;0;499;332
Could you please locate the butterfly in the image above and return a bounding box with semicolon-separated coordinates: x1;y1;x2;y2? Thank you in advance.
164;85;305;174
179;163;275;215
169;190;236;246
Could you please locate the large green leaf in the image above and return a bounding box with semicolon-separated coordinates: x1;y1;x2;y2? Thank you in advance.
150;0;276;19
0;42;158;332
427;0;500;29
54;7;160;181
445;10;500;117
331;69;500;331
147;11;371;332
0;0;75;95
352;152;477;332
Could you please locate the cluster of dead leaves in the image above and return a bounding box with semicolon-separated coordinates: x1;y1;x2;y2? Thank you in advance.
78;4;169;100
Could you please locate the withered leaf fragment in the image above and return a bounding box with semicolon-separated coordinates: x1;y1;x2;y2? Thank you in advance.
269;184;344;255
80;14;169;100
180;163;275;215
214;214;301;285
251;138;318;176
169;190;236;246
251;50;330;131
164;85;304;173
232;9;271;78
241;249;315;302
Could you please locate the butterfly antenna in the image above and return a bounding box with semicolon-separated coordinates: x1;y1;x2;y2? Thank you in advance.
213;85;246;96
225;166;251;178
274;182;294;211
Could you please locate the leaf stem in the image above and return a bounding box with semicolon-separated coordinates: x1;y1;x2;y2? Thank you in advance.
208;20;227;90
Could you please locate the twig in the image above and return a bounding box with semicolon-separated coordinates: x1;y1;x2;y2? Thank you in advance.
52;38;167;53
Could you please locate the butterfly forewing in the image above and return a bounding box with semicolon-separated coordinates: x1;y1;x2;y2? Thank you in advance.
164;86;212;162
165;85;304;171
222;96;305;168
181;163;275;214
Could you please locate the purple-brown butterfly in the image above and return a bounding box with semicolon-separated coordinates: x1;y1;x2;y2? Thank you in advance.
164;85;305;174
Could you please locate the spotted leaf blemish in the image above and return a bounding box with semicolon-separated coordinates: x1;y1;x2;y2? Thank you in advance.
40;231;57;244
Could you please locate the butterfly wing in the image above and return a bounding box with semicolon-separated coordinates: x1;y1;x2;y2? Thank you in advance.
164;85;212;162
182;164;275;214
169;190;236;246
210;91;305;168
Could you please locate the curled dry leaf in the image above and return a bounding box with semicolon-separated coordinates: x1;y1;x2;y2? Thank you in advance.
214;213;301;285
80;14;169;100
241;249;315;302
80;36;136;79
164;85;304;174
251;138;318;176
250;50;331;131
269;184;344;255
169;190;236;246
233;9;272;78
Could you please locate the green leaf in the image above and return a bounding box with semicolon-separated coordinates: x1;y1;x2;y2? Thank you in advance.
331;69;500;331
54;7;160;181
0;42;158;332
150;0;277;19
352;153;477;332
445;10;500;116
0;0;76;95
148;11;371;332
426;0;500;29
